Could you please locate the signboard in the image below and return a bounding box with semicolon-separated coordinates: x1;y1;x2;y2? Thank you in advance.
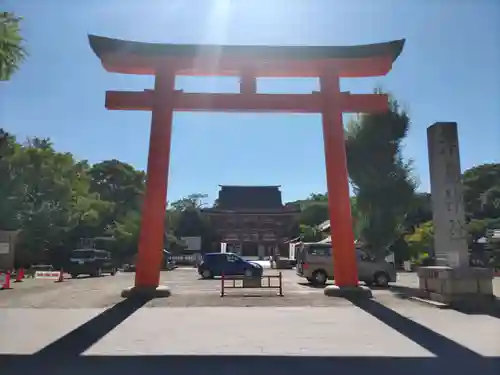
170;254;197;262
35;271;61;280
262;232;277;241
180;236;201;251
0;243;9;255
0;231;17;270
223;233;239;242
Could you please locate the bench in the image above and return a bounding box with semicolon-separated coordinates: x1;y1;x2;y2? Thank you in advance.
220;272;284;297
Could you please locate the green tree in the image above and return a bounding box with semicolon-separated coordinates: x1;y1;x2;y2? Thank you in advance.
169;193;208;238
106;210;141;262
0;129;25;230
0;12;26;81
404;221;434;261
170;193;208;211
288;194;359;237
299;224;322;242
467;218;490;243
89;160;145;219
169;193;217;250
462;163;500;220
287;193;329;228
346;95;416;258
403;192;433;232
8;138;91;263
298;202;329;228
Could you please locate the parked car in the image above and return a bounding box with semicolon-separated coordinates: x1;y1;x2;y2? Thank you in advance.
123;264;136;272
67;249;117;278
198;252;263;279
296;242;396;287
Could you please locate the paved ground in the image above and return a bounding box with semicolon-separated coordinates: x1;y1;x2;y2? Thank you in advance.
1;270;499;374
0;268;344;308
0;269;499;308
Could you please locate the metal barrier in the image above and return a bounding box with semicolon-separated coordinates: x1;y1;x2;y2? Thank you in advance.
170;254;199;266
220;272;284;297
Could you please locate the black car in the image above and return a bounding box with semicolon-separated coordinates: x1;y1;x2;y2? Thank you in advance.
67;249;117;278
198;252;263;279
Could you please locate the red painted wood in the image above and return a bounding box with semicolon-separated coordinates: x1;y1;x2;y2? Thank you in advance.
105;91;389;114
133;67;176;289
320;72;359;287
100;55;395;78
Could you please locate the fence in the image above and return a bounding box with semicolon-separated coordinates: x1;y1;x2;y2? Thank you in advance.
220;272;284;297
170;254;200;266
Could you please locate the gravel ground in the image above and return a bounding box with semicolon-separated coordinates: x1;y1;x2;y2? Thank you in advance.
1;268;498;309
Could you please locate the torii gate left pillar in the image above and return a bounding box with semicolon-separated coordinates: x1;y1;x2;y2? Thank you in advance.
133;67;176;291
88;35;405;298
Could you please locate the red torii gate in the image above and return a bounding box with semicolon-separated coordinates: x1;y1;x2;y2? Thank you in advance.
89;35;404;297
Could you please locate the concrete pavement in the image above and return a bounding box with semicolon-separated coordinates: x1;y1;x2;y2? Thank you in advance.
1;300;499;374
0;270;499;374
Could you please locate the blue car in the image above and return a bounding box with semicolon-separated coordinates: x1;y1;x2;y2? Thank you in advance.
198;252;263;279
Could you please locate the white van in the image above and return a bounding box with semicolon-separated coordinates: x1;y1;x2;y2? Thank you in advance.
296;242;396;287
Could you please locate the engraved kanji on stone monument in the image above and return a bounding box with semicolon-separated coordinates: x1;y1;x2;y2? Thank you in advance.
427;122;469;268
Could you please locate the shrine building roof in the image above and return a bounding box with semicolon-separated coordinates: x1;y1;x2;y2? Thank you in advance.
202;186;300;214
218;186;282;210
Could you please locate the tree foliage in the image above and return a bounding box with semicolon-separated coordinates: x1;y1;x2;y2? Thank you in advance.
346;95;417;258
0;12;27;81
1;109;499;267
405;221;434;260
462;163;500;220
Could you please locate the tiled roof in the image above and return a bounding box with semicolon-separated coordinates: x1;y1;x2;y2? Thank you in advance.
217;186;283;210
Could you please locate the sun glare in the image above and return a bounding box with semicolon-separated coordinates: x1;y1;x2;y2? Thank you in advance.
191;0;232;78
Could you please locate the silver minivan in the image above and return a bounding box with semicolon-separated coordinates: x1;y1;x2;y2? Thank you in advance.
296;242;396;287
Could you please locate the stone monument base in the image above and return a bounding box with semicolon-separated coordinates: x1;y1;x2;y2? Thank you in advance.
417;266;494;308
121;285;171;299
324;285;372;299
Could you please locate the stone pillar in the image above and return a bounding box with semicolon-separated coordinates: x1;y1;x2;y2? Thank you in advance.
417;123;494;307
427;122;469;267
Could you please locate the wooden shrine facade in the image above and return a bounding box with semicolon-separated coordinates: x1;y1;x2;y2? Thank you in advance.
202;186;300;257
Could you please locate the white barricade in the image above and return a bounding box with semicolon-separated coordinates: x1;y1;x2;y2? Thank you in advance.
35;271;62;280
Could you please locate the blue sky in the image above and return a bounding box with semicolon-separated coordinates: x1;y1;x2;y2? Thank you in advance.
2;0;499;205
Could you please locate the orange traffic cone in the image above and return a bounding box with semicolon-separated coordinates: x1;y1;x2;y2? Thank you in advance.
1;271;11;289
15;268;24;282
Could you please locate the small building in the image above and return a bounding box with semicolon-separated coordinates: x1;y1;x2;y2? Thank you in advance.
202;185;301;258
313;220;395;263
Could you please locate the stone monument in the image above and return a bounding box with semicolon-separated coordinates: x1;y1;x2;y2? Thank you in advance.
417;122;494;306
